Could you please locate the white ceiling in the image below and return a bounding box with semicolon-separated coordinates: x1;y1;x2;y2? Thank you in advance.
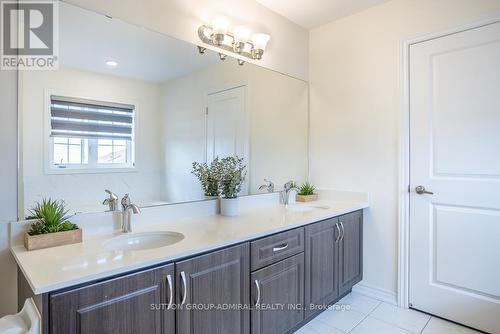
255;0;391;29
59;3;218;83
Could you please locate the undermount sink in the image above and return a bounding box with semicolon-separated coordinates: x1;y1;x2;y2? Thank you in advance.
286;204;330;212
104;231;184;251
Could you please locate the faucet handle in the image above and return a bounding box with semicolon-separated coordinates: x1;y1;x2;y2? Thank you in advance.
259;179;275;192
105;189;118;200
103;189;118;211
121;194;131;208
283;180;294;191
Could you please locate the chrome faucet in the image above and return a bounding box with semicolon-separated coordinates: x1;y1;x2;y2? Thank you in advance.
103;189;119;211
259;179;275;193
120;194;141;233
281;181;299;206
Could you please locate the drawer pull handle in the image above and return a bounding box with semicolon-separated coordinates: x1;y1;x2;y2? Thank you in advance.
273;243;289;252
166;274;173;309
254;279;261;306
339;222;345;241
180;271;187;306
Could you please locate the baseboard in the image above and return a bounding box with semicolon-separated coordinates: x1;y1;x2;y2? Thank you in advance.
352;282;397;305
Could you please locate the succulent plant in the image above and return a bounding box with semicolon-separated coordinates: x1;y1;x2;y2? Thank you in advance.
26;198;78;235
298;182;316;196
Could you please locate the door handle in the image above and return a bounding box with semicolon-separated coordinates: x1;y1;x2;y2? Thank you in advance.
166;274;173;309
339;222;345;241
335;222;341;243
180;271;187;306
254;279;261;307
415;185;434;195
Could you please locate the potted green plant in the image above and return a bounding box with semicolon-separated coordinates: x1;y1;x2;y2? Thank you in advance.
216;156;246;216
192;158;221;198
296;182;318;202
24;198;80;251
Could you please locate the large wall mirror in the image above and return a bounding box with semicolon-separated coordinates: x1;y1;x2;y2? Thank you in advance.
18;2;309;217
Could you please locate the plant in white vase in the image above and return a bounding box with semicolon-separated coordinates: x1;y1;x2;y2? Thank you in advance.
215;156;246;216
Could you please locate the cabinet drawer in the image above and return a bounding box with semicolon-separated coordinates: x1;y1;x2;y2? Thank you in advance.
251;228;304;270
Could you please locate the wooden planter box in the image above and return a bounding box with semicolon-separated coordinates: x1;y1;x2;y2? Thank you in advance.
24;228;82;251
296;194;318;202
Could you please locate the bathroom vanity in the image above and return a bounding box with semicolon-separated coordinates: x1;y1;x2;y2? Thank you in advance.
12;3;367;333
12;200;365;334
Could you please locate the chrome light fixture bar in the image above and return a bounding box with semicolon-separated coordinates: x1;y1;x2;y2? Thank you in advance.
197;19;270;62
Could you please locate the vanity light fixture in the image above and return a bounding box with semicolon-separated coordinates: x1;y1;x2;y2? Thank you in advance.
237;59;245;66
105;59;118;67
219;53;227;61
198;17;271;62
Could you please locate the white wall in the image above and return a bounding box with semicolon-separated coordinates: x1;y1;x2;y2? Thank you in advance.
65;0;309;80
0;68;18;316
161;61;308;202
309;0;500;295
20;67;163;214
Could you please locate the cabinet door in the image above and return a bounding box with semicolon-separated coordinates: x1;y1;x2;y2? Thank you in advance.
251;253;304;334
304;217;340;318
50;264;175;334
339;210;363;295
176;243;250;334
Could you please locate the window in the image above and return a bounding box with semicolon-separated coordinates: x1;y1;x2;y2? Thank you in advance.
48;95;135;171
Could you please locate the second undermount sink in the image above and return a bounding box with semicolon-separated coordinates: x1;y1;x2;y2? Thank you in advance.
286;204;330;212
104;231;184;251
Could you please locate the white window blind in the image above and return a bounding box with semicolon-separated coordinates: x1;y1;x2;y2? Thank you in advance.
50;95;135;141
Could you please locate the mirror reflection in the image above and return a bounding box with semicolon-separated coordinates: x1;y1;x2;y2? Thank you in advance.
19;3;309;216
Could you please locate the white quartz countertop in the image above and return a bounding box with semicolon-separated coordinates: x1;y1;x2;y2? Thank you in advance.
11;201;368;294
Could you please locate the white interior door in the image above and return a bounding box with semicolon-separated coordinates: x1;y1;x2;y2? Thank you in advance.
206;85;249;194
409;21;500;333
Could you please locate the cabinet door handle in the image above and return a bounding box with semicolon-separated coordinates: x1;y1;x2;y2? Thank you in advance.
166;274;173;309
254;279;261;307
339;222;345;241
272;243;289;252
335;223;341;243
180;271;187;306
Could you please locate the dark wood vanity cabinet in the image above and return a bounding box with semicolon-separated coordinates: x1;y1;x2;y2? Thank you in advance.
49;263;175;334
175;243;250;334
304;210;363;318
304;216;340;318
338;210;363;295
251;253;304;334
42;210;363;334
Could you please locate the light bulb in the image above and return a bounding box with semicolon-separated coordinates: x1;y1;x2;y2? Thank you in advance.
211;16;230;34
252;33;270;51
105;59;118;67
233;26;251;44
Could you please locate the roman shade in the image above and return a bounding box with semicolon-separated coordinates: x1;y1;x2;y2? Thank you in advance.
50;95;135;141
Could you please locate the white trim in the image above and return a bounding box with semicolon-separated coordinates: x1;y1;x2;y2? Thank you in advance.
353;282;397;305
398;12;500;309
398;36;411;309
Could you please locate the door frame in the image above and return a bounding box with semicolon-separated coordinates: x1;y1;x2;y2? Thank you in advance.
397;13;500;309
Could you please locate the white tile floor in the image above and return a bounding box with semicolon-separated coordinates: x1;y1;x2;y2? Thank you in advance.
295;292;482;334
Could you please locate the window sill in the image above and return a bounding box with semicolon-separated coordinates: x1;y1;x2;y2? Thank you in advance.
45;167;137;175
